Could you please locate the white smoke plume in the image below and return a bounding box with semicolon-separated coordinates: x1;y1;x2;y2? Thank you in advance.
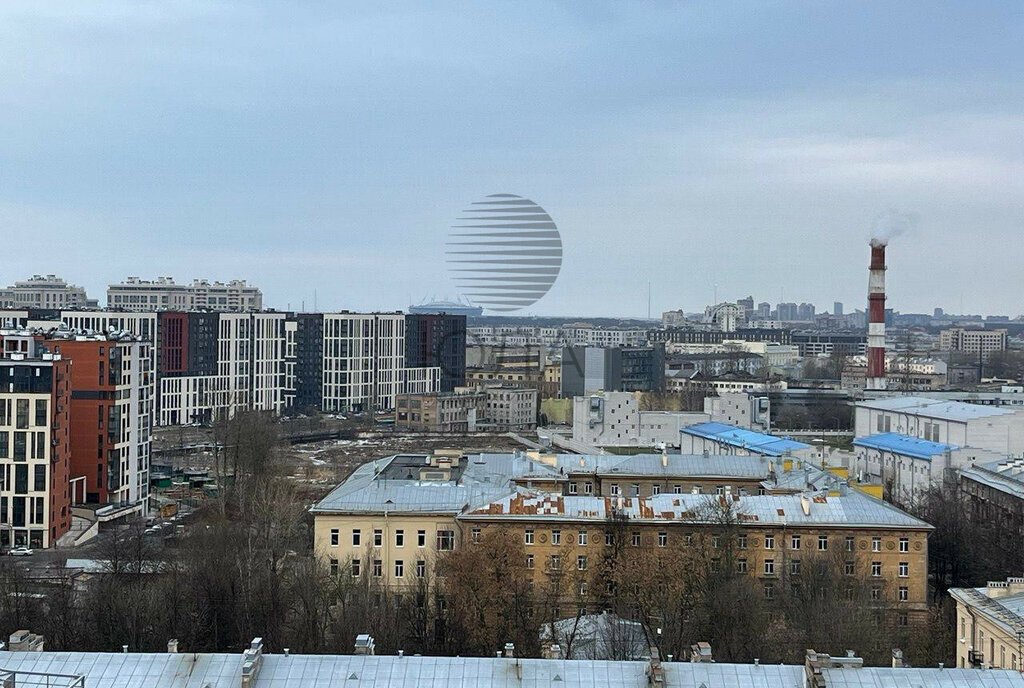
870;208;919;247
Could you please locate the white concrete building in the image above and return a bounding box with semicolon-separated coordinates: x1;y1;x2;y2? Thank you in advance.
852;433;1002;505
0;275;92;309
107;277;262;312
573;391;709;449
855;396;1024;456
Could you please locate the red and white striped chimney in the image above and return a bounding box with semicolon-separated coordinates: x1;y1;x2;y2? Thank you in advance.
866;240;887;390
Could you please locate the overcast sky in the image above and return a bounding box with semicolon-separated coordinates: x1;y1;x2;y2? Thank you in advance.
1;2;1021;317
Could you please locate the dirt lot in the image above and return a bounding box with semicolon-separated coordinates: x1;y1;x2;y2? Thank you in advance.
153;422;527;503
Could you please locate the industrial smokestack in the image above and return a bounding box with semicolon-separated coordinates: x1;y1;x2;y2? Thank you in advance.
866;239;887;390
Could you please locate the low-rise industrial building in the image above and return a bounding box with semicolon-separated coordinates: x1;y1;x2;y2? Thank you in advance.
854;396;1024;456
680;422;814;460
853;433;1002;505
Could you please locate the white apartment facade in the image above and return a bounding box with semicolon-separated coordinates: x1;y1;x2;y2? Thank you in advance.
482;386;537;431
319;313;440;413
0;275;91;309
107;277;262;312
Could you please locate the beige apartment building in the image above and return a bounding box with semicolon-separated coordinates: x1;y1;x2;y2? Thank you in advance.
312;450;931;621
951;577;1024;670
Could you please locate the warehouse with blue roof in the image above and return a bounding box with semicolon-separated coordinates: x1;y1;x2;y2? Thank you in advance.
679;421;815;460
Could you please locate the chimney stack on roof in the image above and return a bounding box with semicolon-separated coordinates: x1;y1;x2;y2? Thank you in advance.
354;634;376;656
866;242;887;390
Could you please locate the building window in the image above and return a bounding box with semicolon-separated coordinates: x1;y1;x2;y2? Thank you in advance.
790;534;801;550
898;586;908;601
396;530;405;547
605;531;614;547
568;482;577;495
844;560;855;576
550;555;560;570
765;534;775;550
577;555;587;571
899;537;909;552
351;559;360;577
737;558;748;574
652;484;661;495
871;561;882;577
818;535;828;551
871;586;881;601
898;561;909;578
790;559;801;576
526;554;534;569
610;484;620;496
373;559;382;577
845;536;855;552
764;583;774;600
658;532;667;547
437;530;454;551
330;558;339;576
352;529;361;547
394;560;404;578
525;529;534;545
330;529;339;546
470;528;480;543
417;530;426;547
631;532;641;547
584;482;593;495
872;536;881;552
578;530;588;546
673;484;682;494
764;559;775;575
712;535;721;549
897;612;908;627
551;529;561;545
373;529;382;547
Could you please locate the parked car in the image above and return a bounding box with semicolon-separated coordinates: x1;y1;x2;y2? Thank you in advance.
8;546;33;556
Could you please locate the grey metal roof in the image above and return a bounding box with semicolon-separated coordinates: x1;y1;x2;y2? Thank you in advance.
3;653;1020;688
311;454;559;514
959;459;1024;501
821;666;1024;687
464;490;933;530
857;396;1016;421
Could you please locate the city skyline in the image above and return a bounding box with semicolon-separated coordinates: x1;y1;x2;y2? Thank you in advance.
0;2;1020;317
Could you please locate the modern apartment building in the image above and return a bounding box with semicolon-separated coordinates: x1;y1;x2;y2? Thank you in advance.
560;345;665;397
294;313;440;414
107;277;263;312
54;334;153;512
0;330;72;549
0;275;93;309
405;313;466;393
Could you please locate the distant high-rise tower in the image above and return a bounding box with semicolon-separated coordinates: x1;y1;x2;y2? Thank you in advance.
834;301;844;316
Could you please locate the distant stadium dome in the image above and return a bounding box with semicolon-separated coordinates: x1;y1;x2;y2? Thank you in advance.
408;300;483;317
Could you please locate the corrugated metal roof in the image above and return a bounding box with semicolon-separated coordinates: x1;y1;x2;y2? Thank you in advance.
857;396;1016;421
464;490;932;530
681;423;810;456
853;433;958;460
958;459;1024;500
2;653;1021;688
